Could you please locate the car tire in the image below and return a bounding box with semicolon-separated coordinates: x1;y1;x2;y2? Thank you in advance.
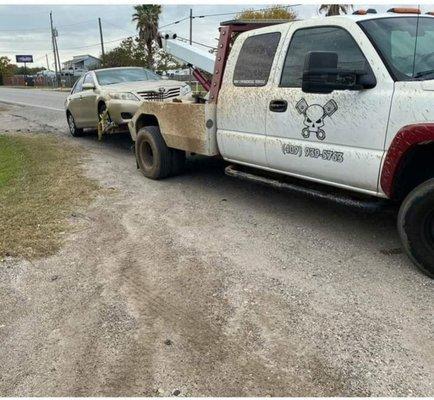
67;112;84;137
135;126;172;180
398;178;434;279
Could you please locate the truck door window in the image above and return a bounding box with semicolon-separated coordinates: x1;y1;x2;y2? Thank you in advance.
233;32;281;87
280;27;370;87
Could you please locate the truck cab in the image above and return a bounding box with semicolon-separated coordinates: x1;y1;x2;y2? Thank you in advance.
218;13;434;198
129;11;434;278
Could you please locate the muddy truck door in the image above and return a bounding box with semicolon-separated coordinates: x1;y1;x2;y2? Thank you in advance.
217;26;286;167
265;18;394;195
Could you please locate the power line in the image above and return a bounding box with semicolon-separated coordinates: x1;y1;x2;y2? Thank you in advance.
1;5;303;56
159;16;190;29
157;5;301;30
103;19;136;35
176;36;216;50
0;5;302;33
0;35;135;53
0;18;98;32
60;35;134;51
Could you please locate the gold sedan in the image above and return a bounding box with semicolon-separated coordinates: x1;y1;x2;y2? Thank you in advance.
65;67;192;137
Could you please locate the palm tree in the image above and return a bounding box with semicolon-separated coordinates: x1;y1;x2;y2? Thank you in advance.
319;4;351;16
132;4;162;68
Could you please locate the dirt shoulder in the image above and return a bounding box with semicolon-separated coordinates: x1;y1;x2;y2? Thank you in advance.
0;104;433;396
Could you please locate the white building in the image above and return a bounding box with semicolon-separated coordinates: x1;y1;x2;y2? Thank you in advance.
62;54;101;75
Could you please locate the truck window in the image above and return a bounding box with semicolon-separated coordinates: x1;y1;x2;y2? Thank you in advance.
233;32;281;87
359;17;434;80
280;27;370;87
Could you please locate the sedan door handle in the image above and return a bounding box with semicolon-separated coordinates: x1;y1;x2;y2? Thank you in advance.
269;99;288;113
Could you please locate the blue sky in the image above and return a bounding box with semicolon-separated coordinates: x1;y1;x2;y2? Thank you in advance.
0;4;432;69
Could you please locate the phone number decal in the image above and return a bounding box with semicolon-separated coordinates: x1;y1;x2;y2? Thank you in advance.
281;143;344;163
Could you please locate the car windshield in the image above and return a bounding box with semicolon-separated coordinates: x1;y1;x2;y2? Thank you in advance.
360;17;434;80
95;68;161;85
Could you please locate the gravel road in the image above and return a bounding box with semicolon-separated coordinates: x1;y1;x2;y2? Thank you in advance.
0;89;433;396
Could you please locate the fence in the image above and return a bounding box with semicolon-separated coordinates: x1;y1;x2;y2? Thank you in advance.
2;74;79;89
2;73;205;93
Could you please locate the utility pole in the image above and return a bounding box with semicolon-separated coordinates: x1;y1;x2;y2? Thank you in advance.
50;11;59;85
98;17;105;60
54;34;61;84
189;8;193;86
189;8;193;45
45;54;49;71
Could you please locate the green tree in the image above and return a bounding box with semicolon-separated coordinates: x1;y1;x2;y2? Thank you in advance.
237;5;297;20
0;57;15;84
132;4;162;68
319;4;351;16
154;49;183;74
100;37;147;68
15;66;45;75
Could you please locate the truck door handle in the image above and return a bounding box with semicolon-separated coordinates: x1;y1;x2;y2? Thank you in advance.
269;100;288;113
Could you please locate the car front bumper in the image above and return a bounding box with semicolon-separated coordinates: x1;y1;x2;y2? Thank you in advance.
106;99;140;125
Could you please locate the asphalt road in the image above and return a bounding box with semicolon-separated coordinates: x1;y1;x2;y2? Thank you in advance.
0;87;68;112
0;88;433;396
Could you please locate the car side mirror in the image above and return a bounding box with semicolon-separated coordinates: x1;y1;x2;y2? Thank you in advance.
82;82;95;90
302;51;376;94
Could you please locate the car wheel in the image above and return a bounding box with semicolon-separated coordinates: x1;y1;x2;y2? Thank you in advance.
67;112;83;137
398;178;434;278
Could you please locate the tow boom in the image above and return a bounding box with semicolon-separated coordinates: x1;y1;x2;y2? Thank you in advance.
161;34;216;74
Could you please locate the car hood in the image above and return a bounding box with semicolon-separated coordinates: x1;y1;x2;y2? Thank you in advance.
100;79;186;93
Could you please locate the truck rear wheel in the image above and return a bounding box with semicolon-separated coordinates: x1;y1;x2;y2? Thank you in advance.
135;126;185;179
398;178;434;278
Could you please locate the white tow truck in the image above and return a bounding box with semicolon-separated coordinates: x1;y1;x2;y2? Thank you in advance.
128;8;434;278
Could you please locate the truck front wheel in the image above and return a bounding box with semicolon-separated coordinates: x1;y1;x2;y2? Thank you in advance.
398;178;434;278
135;126;185;179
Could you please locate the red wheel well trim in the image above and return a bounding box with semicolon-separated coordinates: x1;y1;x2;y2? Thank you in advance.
381;123;434;198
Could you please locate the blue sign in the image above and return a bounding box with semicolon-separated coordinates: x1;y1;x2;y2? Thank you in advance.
16;55;33;63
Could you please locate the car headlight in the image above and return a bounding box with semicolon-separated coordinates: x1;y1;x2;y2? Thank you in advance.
108;92;140;101
180;85;192;96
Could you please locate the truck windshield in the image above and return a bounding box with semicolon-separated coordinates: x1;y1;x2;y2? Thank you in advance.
95;68;161;85
360;17;434;80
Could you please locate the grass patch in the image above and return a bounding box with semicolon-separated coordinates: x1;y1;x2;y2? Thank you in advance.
0;134;98;259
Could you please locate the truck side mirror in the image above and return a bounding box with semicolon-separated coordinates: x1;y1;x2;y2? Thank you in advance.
302;51;376;94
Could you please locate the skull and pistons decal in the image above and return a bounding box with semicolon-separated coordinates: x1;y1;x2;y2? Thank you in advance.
295;98;338;141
